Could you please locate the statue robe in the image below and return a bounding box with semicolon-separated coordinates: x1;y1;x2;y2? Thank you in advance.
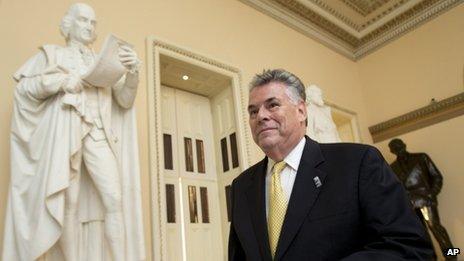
306;103;341;143
3;45;145;261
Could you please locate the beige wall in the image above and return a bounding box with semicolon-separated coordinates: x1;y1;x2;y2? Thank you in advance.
359;4;464;251
1;0;463;258
0;0;369;259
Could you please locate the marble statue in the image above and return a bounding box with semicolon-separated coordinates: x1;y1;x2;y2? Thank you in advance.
306;84;341;143
3;3;145;261
389;139;456;260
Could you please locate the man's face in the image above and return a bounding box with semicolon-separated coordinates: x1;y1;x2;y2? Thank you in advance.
248;82;306;152
69;5;96;45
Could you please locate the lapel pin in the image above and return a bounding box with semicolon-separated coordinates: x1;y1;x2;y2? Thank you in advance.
313;176;322;188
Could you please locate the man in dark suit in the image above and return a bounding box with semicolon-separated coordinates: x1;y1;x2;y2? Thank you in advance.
228;69;433;261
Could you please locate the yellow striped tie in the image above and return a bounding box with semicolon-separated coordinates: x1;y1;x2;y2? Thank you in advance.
268;161;288;259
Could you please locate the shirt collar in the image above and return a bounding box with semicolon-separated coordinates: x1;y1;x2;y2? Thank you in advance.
284;137;306;171
267;137;306;172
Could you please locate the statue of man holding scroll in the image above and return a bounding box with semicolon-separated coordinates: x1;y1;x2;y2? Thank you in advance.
3;3;145;261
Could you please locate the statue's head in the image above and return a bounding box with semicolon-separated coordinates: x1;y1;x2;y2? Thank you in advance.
60;3;97;45
388;138;407;156
307;84;324;106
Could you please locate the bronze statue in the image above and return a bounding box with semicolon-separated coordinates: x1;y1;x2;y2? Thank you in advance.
388;138;455;259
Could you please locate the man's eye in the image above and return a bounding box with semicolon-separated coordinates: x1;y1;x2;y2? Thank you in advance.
269;103;279;108
249;110;257;116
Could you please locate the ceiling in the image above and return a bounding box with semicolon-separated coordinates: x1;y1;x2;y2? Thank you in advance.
160;54;232;98
239;0;462;60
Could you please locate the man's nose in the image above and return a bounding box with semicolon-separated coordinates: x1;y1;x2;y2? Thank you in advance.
257;107;270;122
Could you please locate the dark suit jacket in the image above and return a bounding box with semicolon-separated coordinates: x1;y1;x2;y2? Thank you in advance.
228;137;433;261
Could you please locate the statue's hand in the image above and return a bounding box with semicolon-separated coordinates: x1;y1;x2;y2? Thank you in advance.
63;73;83;93
119;45;141;73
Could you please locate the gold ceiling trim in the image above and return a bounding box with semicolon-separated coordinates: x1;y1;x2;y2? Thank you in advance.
342;0;391;16
273;0;360;46
300;0;361;31
358;0;409;29
360;0;442;44
356;0;461;57
239;0;462;60
298;0;411;31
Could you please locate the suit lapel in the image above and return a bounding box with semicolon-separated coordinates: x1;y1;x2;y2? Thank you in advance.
245;158;273;261
275;137;327;260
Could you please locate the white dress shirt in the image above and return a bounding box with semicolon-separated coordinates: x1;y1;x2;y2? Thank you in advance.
266;137;306;219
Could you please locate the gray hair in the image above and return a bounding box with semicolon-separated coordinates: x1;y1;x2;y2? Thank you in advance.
249;69;306;105
59;3;93;39
250;69;307;126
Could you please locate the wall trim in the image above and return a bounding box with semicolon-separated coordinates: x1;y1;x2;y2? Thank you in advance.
325;100;363;143
145;36;252;260
369;92;464;143
239;0;463;60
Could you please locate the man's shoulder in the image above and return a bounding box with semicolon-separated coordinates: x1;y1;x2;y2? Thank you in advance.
315;142;387;167
232;159;265;185
318;142;374;156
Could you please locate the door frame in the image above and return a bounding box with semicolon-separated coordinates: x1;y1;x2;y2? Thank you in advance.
325;100;362;143
146;36;252;261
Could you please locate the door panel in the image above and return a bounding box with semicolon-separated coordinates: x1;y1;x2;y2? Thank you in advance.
161;86;224;261
181;180;222;261
175;89;216;181
164;177;182;261
211;87;242;253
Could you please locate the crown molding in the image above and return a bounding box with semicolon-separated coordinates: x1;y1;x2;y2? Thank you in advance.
239;0;463;60
369;93;464;143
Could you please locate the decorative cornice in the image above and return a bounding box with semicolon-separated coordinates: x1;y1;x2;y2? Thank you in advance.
239;0;463;60
240;0;357;59
358;0;408;29
302;0;361;31
273;0;360;47
153;41;241;75
342;0;391;16
355;0;461;57
298;0;411;31
360;0;442;44
369;92;464;143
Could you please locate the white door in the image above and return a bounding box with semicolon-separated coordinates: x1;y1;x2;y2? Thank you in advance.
161;86;224;261
180;180;221;260
211;86;242;253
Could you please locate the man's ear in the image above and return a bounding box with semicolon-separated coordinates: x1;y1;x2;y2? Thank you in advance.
297;101;307;123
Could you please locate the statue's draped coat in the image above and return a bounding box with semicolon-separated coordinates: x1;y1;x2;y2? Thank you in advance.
3;45;145;260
